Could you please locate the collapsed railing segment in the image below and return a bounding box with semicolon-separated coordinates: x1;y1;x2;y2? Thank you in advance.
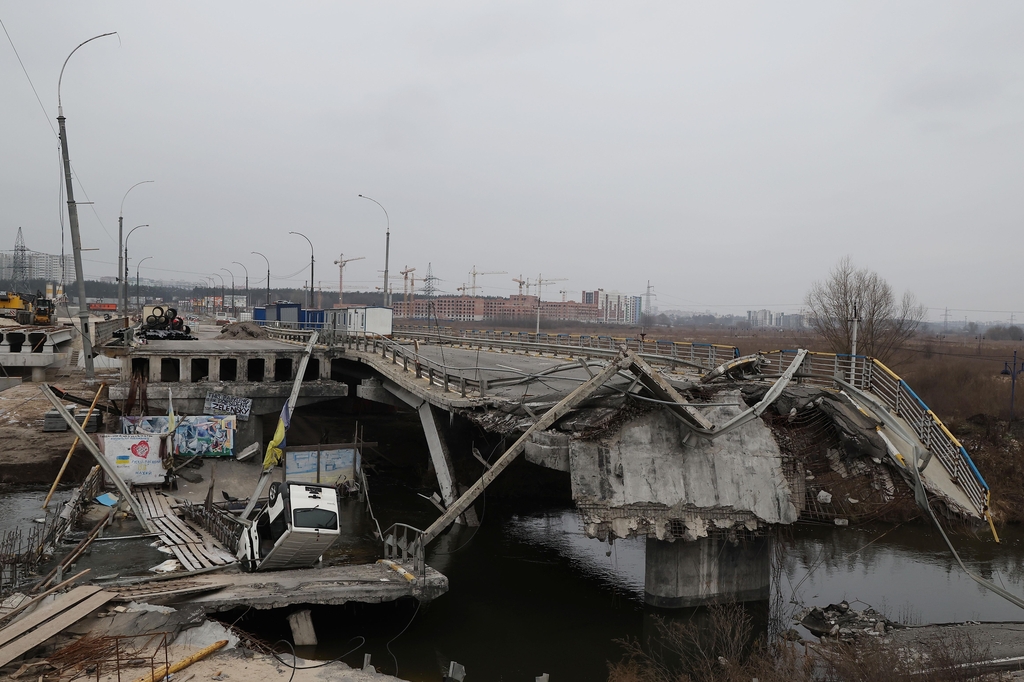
760;349;989;518
382;523;425;578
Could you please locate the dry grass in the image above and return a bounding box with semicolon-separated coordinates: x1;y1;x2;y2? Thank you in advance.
607;604;1005;682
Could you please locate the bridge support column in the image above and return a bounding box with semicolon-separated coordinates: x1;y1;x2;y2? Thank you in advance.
644;535;770;608
418;403;478;526
234;414;263;456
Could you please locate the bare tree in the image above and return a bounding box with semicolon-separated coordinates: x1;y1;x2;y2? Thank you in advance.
804;257;925;362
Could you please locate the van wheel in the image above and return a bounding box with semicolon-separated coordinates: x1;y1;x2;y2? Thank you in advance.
268;482;281;506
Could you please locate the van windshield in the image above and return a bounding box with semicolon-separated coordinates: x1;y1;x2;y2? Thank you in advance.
293;508;338;530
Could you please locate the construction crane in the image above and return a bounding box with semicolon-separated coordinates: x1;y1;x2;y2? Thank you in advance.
535;274;568;333
467;266;507;297
333;254;365;306
400;266;417;307
559;289;568;302
512;275;529;296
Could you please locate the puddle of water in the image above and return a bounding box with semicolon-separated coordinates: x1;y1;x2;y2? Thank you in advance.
0;489;65;535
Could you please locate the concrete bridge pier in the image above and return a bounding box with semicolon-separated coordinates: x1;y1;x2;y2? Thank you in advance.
644;535;771;608
233;414;264;455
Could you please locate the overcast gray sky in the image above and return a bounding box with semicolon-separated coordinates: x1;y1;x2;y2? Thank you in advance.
2;2;1022;321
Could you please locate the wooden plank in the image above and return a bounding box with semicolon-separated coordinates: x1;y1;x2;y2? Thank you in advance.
153;519;191;547
167;544;200;572
183;544;214;569
0;591;113;668
153;493;176;518
189;542;226;566
0;586;101;649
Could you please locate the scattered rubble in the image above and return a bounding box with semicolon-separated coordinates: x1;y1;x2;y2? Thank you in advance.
796;600;902;642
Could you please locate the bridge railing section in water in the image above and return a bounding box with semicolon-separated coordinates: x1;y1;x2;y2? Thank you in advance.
394;326;740;371
382;523;425;578
762;349;990;518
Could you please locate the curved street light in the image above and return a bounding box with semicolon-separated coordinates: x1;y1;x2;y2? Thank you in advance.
252;251;271;307
124;224;149;309
358;194;390;307
288;232;314;308
118;180;153;315
232;261;249;315
221;267;236;319
212;272;225;317
58;31;117;379
136;255;153;310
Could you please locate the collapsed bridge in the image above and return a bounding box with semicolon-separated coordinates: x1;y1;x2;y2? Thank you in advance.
104;326;992;608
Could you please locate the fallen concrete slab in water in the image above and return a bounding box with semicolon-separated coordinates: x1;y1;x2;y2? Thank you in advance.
171;562;448;613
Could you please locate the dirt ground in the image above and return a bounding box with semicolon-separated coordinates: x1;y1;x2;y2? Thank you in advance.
0;370;120;486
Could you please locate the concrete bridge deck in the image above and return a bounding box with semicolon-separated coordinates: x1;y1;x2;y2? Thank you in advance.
98;327;994;608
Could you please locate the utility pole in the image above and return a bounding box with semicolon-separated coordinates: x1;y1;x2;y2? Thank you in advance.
333;253;365;306
57;33;118;380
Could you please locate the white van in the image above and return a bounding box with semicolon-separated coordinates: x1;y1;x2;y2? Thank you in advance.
238;481;342;572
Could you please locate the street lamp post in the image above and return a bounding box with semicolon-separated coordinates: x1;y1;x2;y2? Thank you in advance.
212;273;225;317
252;252;271;307
1002;350;1024;423
58;31;117;380
136;256;152;310
125;224;149;313
221;267;236;320
232;261;249;317
288;232;314;309
358;195;390;307
118;181;153;316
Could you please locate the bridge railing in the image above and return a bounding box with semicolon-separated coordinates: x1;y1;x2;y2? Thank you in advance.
762;349;989;516
346;334;498;397
382;522;425;578
393;328;740;371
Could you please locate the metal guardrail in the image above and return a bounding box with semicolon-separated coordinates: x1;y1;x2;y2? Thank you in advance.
395;329;740;372
762;349;989;517
382;522;425;577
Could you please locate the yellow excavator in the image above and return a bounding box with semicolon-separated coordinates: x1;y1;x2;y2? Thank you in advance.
0;291;55;325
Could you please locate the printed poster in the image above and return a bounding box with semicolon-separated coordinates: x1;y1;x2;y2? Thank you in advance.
285;447;359;485
123;415;236;457
173;415;236;457
203;393;252;421
103;435;167;484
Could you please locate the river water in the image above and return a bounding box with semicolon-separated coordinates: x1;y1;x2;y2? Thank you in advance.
298;480;1024;681
5;479;1023;681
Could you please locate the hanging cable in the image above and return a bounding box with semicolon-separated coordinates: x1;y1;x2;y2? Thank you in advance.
386;598;421;677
